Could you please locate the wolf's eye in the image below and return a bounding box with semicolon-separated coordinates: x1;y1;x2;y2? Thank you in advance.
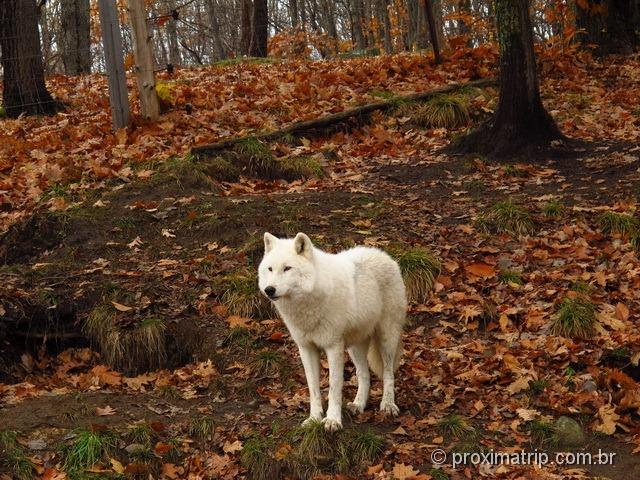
283;266;292;272
268;267;272;272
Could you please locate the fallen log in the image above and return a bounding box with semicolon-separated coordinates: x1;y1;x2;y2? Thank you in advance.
191;77;498;156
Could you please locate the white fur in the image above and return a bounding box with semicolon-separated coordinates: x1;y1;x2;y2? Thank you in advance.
258;232;407;431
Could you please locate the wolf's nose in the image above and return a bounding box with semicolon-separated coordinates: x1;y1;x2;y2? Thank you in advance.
264;286;276;297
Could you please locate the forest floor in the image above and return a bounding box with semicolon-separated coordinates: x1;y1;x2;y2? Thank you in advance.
1;50;640;480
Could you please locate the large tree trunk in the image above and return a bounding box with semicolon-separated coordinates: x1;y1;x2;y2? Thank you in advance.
290;0;299;27
60;0;91;74
165;0;181;66
0;0;60;117
206;0;226;60
452;0;563;158
239;0;252;55
351;0;367;49
576;0;639;55
377;0;393;53
424;0;442;63
249;0;268;57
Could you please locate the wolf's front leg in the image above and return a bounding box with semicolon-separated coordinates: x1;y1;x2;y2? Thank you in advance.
323;342;344;432
298;344;323;425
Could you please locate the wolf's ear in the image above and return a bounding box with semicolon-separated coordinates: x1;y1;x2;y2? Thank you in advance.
294;232;313;258
264;232;277;253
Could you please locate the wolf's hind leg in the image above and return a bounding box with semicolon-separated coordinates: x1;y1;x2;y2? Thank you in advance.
347;340;370;414
378;328;401;416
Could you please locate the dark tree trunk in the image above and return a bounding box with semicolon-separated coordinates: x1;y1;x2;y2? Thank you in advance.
423;0;442;63
290;0;299;28
249;0;268;57
60;0;91;75
0;0;60;117
452;0;563;158
206;0;226;60
352;0;367;49
576;0;639;55
377;0;393;53
239;0;252;55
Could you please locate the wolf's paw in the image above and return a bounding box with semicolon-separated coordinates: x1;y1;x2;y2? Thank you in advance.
380;400;400;417
347;401;365;415
302;415;323;427
322;417;343;432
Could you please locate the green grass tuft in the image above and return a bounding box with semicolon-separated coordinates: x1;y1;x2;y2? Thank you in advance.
151;155;213;190
435;415;475;439
598;211;639;236
200;156;240;182
391;247;441;303
478;200;534;236
429;468;450;480
241;435;278;480
217;269;271;318
543;200;565;218
189;416;215;442
526;419;556;446
128;422;153;445
0;430;35;480
551;296;597;339
84;306;167;374
277;156;324;181
234;137;278;178
410;94;470;129
498;270;523;286
528;379;550;395
62;428;117;474
502;165;526;177
252;350;283;375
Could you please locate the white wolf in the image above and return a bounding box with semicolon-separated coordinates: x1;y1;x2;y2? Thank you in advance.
258;232;407;432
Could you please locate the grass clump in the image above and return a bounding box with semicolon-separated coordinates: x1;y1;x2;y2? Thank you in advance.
128;422;153;445
242;421;384;479
200;156;240;182
217;269;270;318
410;94;470;129
598;211;639;236
241;435;278;480
550;296;597;339
498;270;523;286
277;156;324;181
435;415;475;440
84;305;168;374
528;379;549;395
189;416;215;442
233;137;278;178
543;200;565;218
62;428;117;474
252;350;283;375
0;430;34;480
152;155;213;190
526;419;556;446
477;199;534;236
502;164;526;177
391;247;441;303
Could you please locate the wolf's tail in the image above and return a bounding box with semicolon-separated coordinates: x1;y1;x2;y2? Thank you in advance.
367;337;402;379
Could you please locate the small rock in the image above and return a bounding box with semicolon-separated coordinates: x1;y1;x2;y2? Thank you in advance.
555;416;586;447
497;257;513;270
125;443;146;454
28;439;47;450
581;380;597;393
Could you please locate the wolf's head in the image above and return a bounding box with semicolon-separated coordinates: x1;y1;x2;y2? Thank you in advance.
258;232;316;302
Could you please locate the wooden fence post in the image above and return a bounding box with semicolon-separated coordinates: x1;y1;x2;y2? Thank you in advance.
97;0;130;129
127;0;160;121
